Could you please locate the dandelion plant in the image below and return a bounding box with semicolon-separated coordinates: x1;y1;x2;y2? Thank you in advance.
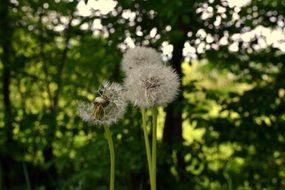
78;81;127;190
123;47;180;190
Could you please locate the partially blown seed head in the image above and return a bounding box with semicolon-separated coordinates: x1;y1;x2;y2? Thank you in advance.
77;82;127;126
124;64;180;108
122;46;162;74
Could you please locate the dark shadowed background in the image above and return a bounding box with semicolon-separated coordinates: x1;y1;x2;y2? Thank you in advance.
0;0;285;189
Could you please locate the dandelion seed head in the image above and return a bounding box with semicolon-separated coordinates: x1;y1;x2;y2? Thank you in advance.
124;64;180;108
122;46;162;73
77;81;127;126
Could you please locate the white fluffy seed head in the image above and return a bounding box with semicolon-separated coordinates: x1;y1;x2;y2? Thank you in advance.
124;64;180;108
77;81;127;126
121;46;162;74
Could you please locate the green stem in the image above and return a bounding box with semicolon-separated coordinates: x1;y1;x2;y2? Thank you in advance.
104;126;115;190
22;163;31;190
151;107;158;190
141;108;153;189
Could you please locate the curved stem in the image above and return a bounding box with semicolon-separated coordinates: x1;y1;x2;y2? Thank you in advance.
151;107;158;190
104;126;115;190
141;108;153;189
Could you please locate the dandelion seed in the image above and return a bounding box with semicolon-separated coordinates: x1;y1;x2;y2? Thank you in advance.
77;82;127;126
122;46;162;74
124;64;180;108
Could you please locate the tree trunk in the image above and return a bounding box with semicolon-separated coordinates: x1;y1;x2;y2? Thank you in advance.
0;0;13;188
41;14;74;189
161;38;187;186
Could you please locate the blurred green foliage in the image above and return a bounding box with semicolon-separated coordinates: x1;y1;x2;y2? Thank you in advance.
0;0;285;189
